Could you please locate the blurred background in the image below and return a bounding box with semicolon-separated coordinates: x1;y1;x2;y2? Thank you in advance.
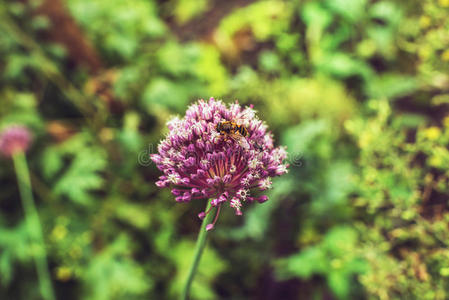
1;0;449;299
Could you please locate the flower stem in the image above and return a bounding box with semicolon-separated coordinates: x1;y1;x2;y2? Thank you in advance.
180;200;214;300
12;152;56;300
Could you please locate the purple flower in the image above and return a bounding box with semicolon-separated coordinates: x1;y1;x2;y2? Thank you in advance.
0;125;32;157
151;98;288;230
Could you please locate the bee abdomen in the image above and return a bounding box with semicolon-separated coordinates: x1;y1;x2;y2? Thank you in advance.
238;125;248;137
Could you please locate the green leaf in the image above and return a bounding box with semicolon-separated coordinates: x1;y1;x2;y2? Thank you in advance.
83;235;151;300
0;222;30;286
51;133;107;206
41;147;63;180
325;0;367;22
115;202;150;229
142;78;190;112
276;246;327;279
259;50;282;73
173;0;210;24
366;73;418;100
328;271;350;299
317;52;373;80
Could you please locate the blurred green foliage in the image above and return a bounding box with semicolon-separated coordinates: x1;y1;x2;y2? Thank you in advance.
1;0;449;299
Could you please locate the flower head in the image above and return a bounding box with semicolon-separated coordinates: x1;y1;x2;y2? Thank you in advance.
151;98;288;230
0;125;32;157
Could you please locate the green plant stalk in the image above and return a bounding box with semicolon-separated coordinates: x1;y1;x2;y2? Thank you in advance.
13;152;56;300
180;200;214;300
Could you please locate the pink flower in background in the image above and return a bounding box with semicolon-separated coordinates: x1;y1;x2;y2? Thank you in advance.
0;125;32;157
151;98;288;230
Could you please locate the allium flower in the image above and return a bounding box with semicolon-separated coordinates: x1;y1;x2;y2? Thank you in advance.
0;125;32;157
151;98;288;230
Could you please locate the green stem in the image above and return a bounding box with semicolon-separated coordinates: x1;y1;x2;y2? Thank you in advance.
180;200;214;300
13;152;56;300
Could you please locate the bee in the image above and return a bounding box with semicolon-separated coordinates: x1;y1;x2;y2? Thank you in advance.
216;121;248;137
216;121;250;149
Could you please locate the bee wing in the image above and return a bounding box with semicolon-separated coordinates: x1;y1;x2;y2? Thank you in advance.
226;133;240;141
239;138;250;150
228;133;250;150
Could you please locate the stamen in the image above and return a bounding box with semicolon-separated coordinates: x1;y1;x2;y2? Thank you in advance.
206;204;221;231
198;200;215;220
205;203;214;214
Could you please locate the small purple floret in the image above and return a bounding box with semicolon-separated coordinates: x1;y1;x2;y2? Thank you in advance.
198;212;206;220
0;125;32;157
151;98;289;229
